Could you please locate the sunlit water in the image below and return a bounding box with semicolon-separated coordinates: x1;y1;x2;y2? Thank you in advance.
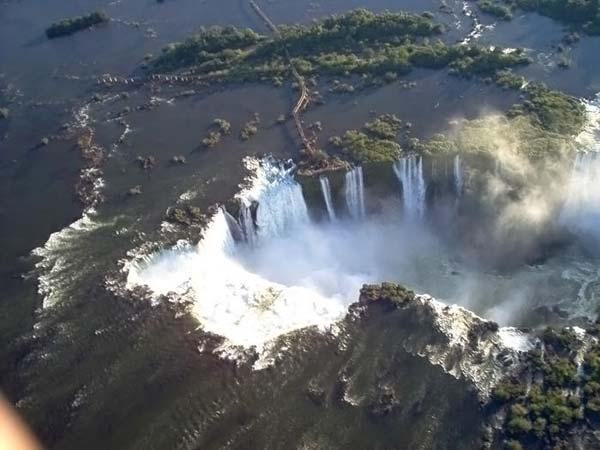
128;150;600;351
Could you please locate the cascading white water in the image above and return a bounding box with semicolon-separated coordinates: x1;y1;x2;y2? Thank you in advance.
319;176;336;221
239;202;256;244
237;159;309;242
344;167;366;219
561;93;600;237
453;154;464;195
393;155;426;220
561;151;600;236
127;158;346;356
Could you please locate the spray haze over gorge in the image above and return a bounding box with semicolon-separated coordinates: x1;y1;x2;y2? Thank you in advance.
5;0;600;448
128;97;600;358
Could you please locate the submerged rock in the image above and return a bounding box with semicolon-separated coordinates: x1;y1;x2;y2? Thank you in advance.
127;185;142;196
135;155;156;171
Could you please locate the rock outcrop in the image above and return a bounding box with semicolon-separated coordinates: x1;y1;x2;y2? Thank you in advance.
356;283;534;400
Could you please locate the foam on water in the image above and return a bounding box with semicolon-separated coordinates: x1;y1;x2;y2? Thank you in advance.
127;160;346;353
33;208;107;309
128;208;347;352
127;137;600;362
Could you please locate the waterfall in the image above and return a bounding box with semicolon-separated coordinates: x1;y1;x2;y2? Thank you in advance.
344;167;366;219
238;201;257;244
393;155;426;220
127;159;347;354
320;176;336;221
561;151;600;236
561;93;600;237
235;158;309;243
224;209;244;242
453;154;463;195
199;208;237;257
254;178;309;239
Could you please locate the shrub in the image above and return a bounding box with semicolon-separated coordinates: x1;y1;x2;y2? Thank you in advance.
46;12;108;39
507;416;532;434
478;0;513;20
330;129;401;163
505;440;523;450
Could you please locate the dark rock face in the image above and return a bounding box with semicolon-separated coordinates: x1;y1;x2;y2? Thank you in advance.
136;155;156;171
352;283;532;400
165;205;206;227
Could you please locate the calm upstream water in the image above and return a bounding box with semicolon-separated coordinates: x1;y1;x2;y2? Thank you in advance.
1;0;600;448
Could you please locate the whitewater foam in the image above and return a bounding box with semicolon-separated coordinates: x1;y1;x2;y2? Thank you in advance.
127;209;347;353
127;159;347;356
561;96;600;238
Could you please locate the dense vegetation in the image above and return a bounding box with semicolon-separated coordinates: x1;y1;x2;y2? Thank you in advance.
511;83;587;135
478;0;513;20
329;114;404;163
474;0;600;34
151;9;529;85
200;117;231;148
153;26;265;72
324;79;585;164
46;12;108;39
491;326;600;449
404;80;585;160
240;114;260;141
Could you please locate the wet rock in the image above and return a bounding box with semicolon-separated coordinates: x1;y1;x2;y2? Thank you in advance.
468;321;500;347
176;90;196;98
170;155;187;165
368;386;399;417
127;185;142;196
306;383;326;406
135;155;156;170
165;205;205;227
310;121;323;132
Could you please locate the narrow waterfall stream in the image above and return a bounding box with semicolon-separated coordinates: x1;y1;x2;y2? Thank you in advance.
393;155;426;219
320;175;336;221
344;166;366;219
128;137;600;358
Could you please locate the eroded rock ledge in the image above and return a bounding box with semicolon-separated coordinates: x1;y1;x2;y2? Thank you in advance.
356;282;600;449
356;283;533;400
